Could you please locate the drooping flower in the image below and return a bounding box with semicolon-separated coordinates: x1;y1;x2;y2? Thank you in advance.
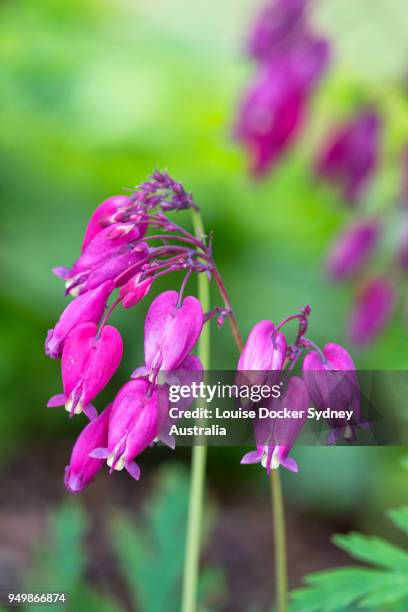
54;225;141;282
237;320;286;386
144;290;203;376
65;242;148;297
303;342;361;442
326;219;380;281
64;403;112;493
45;281;113;359
236;38;328;177
316;110;381;204
248;0;308;62
348;277;396;345
241;376;308;472
236;59;308;177
47;322;123;419
119;274;153;308
81;195;134;252
89;379;160;480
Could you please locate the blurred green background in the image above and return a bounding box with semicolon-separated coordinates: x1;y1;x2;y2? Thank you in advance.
1;0;408;610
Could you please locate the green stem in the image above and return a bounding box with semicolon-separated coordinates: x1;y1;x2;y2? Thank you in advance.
181;209;211;612
271;469;288;612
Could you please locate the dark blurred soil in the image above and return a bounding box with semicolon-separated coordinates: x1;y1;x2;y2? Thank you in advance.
0;441;353;612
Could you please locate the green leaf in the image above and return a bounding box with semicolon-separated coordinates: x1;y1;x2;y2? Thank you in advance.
388;507;408;536
291;567;389;611
112;465;224;612
69;585;123;612
112;468;224;612
24;501;88;612
290;507;408;611
25;501;87;590
359;580;408;607
333;532;408;571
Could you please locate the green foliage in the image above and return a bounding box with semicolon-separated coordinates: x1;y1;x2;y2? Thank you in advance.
112;465;225;612
23;501;121;612
290;506;408;611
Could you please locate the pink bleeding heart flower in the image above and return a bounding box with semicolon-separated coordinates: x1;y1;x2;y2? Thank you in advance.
89;379;159;480
241;376;308;473
348;278;396;346
316;110;380;204
47;322;123;419
62;224;145;292
82;195;134;252
66;243;148;297
303;342;361;443
64;403;112;493
327;219;380;281
237;320;287;386
119;274;153;309
236;36;328;178
236;58;307;177
144;290;203;376
45;281;113;359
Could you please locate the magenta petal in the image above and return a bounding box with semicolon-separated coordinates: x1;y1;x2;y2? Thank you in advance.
53;266;70;280
107;379;158;469
89;447;109;459
144;290;203;372
82;195;131;251
81;325;123;406
83;404;98;421
65;404;111;494
237;320;286;386
348;278;396;345
327;219;380;281
125;461;141;481
279;455;298;473
61;323;97;400
47;394;66;407
45;281;113;358
119;274;152;309
316;110;380;204
241;448;263;464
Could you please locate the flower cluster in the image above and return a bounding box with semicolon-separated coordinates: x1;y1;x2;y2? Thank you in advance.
236;0;330;176
237;2;406;346
322;124;408;346
46;172;214;493
238;307;361;474
46;171;360;488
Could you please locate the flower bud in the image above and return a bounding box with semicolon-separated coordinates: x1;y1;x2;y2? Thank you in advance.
47;322;123;418
327;219;380;281
144;290;203;374
64;403;112;493
45;281;113;359
119;274;152;308
348;278;396;345
241;376;308;473
316;110;380;204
